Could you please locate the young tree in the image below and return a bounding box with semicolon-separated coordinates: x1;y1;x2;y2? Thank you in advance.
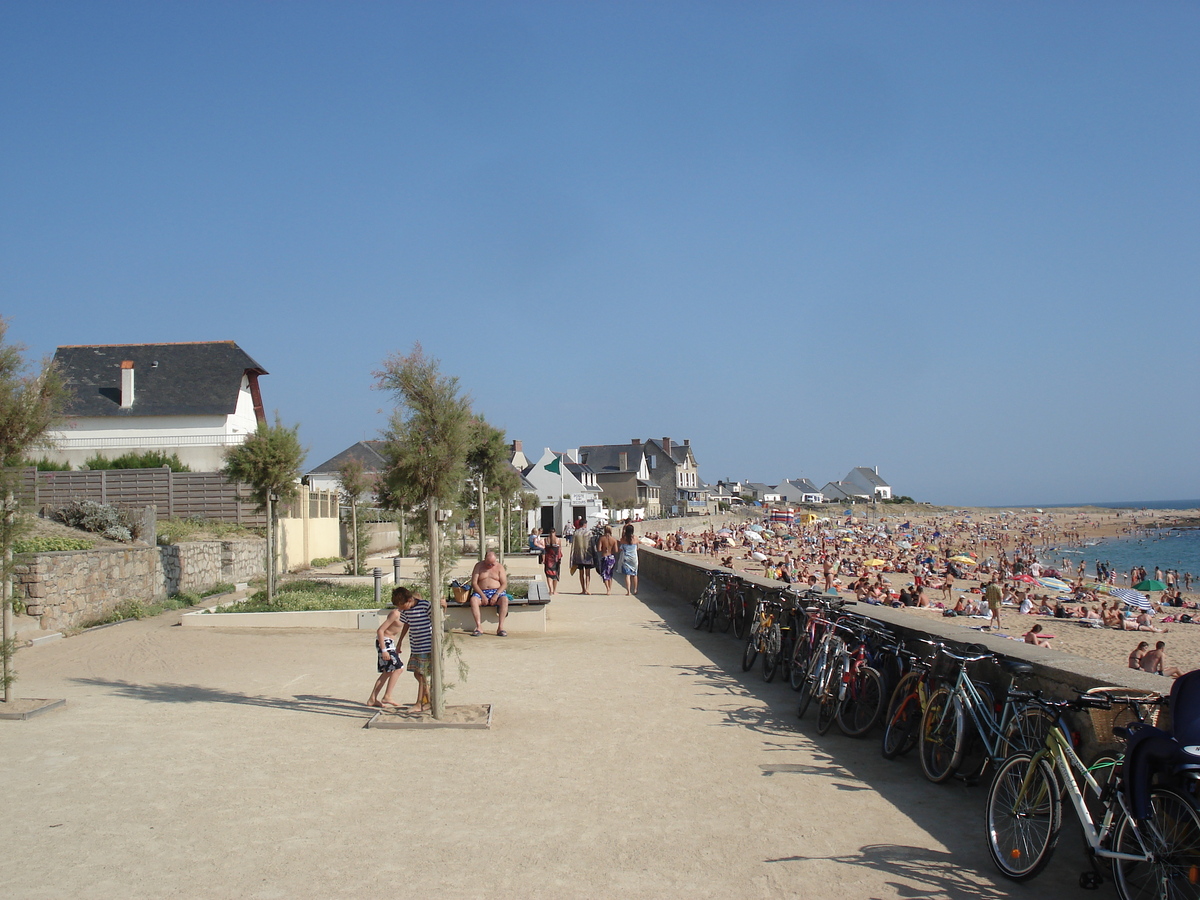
374;344;471;720
465;417;510;561
0;320;69;702
221;415;306;601
336;458;371;575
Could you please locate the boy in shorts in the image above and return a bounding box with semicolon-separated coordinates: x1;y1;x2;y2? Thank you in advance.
369;590;408;708
393;586;438;713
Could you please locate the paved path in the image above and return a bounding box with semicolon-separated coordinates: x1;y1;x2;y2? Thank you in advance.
2;574;1087;899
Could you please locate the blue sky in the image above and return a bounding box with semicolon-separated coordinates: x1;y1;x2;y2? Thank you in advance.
3;2;1197;506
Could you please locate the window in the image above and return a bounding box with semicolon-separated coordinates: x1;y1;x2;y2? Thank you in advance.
648;455;656;469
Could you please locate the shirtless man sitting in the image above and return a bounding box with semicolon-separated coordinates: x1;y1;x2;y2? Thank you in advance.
469;550;509;637
1139;641;1185;678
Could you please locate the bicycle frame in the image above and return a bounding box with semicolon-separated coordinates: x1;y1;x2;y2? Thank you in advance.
939;663;1019;764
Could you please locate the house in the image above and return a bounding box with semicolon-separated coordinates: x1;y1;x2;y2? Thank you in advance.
641;437;708;516
743;482;778;503
820;480;872;503
843;466;893;500
521;448;605;534
576;442;662;517
775;479;824;504
46;341;267;471
306;440;389;493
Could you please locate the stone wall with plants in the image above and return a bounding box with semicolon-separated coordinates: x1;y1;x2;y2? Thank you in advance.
12;539;265;632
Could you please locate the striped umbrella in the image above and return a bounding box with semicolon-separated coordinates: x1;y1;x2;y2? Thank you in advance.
1111;587;1153;611
1037;577;1072;594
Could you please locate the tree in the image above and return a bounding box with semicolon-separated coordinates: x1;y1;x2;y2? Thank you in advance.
465;416;510;561
221;415;306;601
0;320;69;702
374;344;472;720
336;458;371;575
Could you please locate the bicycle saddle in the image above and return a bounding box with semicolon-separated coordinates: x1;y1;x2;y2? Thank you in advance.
1000;659;1034;677
1122;671;1200;821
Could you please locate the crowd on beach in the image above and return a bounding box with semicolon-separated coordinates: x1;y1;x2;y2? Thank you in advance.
645;507;1197;675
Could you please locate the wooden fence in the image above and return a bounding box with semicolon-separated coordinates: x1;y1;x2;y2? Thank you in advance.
7;468;338;526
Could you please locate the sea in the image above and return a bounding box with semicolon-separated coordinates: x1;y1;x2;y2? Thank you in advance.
1042;527;1200;582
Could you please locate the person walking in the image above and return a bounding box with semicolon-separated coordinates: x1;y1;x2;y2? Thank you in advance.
618;523;639;596
596;525;618;595
542;528;562;595
571;519;594;594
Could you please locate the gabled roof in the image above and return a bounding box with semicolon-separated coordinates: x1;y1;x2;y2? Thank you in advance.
784;478;822;494
848;466;890;488
55;341;266;418
644;438;693;467
822;480;871;500
308;440;388;475
578;443;645;473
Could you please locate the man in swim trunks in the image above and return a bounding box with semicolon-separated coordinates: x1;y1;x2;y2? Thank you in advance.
368;590;408;708
469;550;510;636
985;578;1003;631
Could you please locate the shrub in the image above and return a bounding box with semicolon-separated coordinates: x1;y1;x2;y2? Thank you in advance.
200;583;236;597
53;499;142;542
18;456;70;471
83;450;191;471
310;556;347;567
13;536;94;553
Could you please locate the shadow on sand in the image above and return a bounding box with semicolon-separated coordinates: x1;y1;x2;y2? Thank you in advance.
70;678;373;720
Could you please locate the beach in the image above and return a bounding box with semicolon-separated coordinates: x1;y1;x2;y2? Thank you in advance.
638;505;1200;675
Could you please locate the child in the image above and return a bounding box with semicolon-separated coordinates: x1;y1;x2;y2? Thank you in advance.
368;590;408;709
393;585;443;713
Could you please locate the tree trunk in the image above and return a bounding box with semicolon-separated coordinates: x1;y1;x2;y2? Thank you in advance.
498;499;505;564
428;500;445;719
351;502;359;575
266;494;275;601
2;492;12;703
477;481;486;561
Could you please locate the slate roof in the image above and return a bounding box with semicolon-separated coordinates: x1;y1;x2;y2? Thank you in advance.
308;440;389;475
578;443;645;473
848;467;890;488
784;478;822;494
55;342;266;418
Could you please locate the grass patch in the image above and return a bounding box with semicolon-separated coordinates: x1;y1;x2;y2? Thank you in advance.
14;536;94;553
156;517;263;545
81;594;199;628
212;580;389;613
200;582;236;597
310;556;346;567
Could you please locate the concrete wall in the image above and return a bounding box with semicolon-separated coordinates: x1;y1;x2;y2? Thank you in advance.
636;547;1171;756
341;521;398;558
12;540;266;633
278;515;341;571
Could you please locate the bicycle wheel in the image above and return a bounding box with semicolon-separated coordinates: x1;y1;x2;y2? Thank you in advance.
920;687;965;784
1005;705;1058;758
715;593;733;633
881;673;922;759
1112;787;1200;900
732;592;750;640
762;623;782;683
838;665;885;738
789;633;812;692
796;649;823;719
985;753;1062;881
741;620;761;671
816;690;837;735
693;587;713;629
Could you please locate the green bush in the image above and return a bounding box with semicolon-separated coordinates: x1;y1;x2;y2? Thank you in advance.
215;580;383;613
18;456;70;471
310;556;347;567
82;594;197;628
200;583;236;597
13;536;94;553
84;450;191;471
53;499;142;542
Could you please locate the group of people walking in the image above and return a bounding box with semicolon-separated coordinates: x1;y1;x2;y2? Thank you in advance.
529;520;639;596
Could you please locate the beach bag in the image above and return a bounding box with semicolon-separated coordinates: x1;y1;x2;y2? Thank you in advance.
450;579;470;605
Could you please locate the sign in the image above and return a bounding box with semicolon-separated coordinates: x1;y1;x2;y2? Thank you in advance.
570;493;591;503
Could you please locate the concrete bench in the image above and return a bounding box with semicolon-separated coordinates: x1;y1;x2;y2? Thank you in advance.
442;580;551;633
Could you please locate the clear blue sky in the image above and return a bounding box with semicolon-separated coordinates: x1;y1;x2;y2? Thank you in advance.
3;2;1197;506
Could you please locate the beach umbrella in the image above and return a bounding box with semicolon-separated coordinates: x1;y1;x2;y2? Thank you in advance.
896;541;912;550
1134;580;1168;592
1112;588;1153;610
863;558;886;567
1086;582;1113;595
1013;574;1037;584
748;524;764;532
751;551;768;562
638;537;656;546
744;530;764;543
718;528;732;535
762;529;775;538
1038;577;1072;594
949;555;978;566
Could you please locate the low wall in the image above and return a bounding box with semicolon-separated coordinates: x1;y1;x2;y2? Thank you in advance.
12;540;265;632
341;521;398;558
278;516;340;571
637;548;1170;755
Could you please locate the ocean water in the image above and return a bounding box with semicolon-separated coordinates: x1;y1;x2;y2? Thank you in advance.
1044;528;1200;581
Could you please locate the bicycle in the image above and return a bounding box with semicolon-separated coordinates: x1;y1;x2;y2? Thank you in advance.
742;590;788;680
984;690;1198;899
881;640;945;760
918;646;1054;784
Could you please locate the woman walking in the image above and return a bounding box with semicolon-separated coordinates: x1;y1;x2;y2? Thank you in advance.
542;528;562;595
618;523;639;596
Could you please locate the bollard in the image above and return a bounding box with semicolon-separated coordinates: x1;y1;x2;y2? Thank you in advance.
393;556;401;586
373;567;382;607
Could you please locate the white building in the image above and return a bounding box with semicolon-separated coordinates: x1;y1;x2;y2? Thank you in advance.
521;447;605;534
843;466;893;500
45;341;267;471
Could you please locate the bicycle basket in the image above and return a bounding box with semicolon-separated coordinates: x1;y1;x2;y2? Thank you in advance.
1086;689;1162;736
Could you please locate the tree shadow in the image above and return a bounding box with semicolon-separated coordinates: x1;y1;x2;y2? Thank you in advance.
765;844;1019;900
70;678;372;720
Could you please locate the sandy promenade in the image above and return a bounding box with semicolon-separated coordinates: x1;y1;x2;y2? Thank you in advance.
0;565;1091;900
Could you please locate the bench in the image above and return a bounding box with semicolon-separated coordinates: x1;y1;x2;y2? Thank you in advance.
443;579;551;633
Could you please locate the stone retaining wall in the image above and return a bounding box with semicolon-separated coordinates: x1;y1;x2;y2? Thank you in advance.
12;539;265;632
637;547;1170;759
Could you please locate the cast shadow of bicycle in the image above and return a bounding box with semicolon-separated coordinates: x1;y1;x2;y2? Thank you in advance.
70;678;372;720
766;844;1014;900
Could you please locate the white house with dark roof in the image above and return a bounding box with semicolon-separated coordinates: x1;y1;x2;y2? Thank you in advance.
306;440;389;493
45;341;267;471
576;441;661;517
843;466;892;500
521;448;605;534
821;480;872;502
776;479;824;504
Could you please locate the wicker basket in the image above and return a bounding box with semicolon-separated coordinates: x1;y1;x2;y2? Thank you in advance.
1085;688;1164;738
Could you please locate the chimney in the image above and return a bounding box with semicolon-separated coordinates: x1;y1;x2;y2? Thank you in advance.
684;439;690;447
631;438;640;445
120;360;135;409
512;440;522;453
662;437;671;455
619;452;628;470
